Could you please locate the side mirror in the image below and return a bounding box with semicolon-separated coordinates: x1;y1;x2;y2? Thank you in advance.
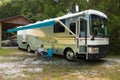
79;34;81;37
91;28;98;40
93;28;98;36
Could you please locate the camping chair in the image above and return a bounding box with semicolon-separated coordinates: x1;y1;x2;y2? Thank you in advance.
44;48;53;61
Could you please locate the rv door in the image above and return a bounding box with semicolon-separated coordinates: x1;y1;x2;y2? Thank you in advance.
78;17;88;59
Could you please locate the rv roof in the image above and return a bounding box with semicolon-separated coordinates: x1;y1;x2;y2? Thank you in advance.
86;9;107;18
42;9;107;22
36;9;107;24
7;9;107;32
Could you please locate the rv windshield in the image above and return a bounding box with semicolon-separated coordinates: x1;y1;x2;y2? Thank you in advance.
90;14;107;37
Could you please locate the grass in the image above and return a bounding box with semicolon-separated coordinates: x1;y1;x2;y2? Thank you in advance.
0;48;19;56
21;62;120;80
0;48;120;80
0;47;32;57
108;52;120;58
105;71;120;80
22;64;80;80
109;55;120;59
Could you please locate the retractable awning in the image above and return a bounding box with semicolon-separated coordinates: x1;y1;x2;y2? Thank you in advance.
7;11;86;33
7;19;55;32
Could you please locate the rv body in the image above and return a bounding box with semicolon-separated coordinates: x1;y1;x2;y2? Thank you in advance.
16;10;109;60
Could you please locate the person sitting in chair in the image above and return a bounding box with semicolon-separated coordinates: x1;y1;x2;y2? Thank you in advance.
34;44;53;61
34;44;45;60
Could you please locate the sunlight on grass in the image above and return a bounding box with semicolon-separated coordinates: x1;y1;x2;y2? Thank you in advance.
0;48;18;56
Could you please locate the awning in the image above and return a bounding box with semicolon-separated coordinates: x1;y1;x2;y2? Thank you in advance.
7;19;55;32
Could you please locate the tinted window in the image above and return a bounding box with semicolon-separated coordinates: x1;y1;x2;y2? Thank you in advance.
90;14;107;36
70;23;76;35
80;19;86;32
54;19;65;33
80;19;87;37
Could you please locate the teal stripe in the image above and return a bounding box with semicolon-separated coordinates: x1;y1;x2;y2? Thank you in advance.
7;20;55;32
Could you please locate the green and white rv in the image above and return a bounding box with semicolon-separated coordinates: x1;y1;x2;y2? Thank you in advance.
8;10;109;60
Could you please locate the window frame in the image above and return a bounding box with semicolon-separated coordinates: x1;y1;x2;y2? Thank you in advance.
69;22;76;35
54;19;65;33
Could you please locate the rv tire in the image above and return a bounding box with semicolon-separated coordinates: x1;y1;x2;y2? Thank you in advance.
65;49;74;61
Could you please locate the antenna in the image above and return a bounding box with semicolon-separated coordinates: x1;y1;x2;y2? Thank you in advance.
75;3;79;12
87;0;89;2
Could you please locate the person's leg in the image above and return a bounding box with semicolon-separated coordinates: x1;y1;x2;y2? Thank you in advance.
39;51;44;57
43;52;47;55
35;50;39;59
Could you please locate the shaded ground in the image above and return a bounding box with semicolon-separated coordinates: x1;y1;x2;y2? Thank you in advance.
0;48;120;80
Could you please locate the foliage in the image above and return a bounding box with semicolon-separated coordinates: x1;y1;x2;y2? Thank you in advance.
0;0;22;19
88;0;120;53
0;0;119;53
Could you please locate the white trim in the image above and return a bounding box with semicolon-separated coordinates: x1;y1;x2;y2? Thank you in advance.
53;9;107;21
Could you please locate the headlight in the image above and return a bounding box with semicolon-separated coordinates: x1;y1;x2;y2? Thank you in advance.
88;47;99;54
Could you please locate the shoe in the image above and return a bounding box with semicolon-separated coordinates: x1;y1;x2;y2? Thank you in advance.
33;58;37;61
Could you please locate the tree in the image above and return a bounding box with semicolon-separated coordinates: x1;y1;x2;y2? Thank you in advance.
0;0;119;53
88;0;120;53
21;0;44;22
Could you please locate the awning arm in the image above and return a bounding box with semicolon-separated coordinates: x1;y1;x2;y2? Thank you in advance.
57;20;79;39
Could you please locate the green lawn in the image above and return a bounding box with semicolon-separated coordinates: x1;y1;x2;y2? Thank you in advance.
0;48;19;56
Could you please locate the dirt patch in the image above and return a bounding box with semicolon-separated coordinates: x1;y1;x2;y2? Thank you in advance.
0;52;76;80
102;58;120;69
0;51;120;80
0;57;43;79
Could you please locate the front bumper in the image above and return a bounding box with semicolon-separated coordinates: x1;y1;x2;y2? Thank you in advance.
88;45;109;60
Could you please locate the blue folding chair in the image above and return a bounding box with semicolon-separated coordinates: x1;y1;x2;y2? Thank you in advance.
45;48;53;60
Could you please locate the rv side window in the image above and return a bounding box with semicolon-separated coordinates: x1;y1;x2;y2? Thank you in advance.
54;19;65;33
80;19;87;37
70;23;76;35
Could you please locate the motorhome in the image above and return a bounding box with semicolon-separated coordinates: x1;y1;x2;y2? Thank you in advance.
8;10;109;60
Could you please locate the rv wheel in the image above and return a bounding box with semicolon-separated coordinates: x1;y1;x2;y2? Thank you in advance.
27;45;31;53
65;49;74;61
